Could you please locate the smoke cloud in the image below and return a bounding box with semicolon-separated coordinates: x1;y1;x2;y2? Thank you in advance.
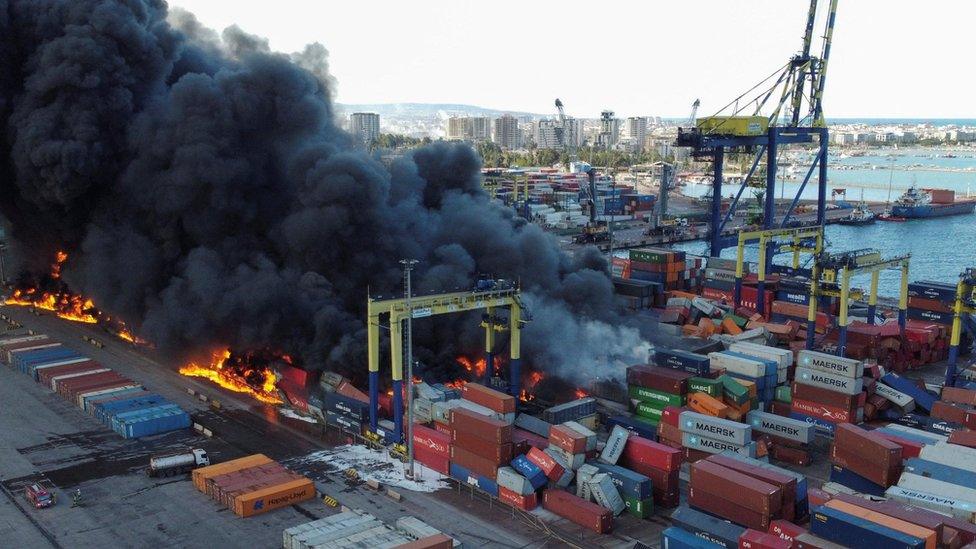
0;0;649;388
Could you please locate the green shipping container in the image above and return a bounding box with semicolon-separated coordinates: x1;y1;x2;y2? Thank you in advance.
629;385;684;408
635;402;663;423
630;249;671;264
728;313;749;328
719;375;750;406
624;495;654;519
775;385;793;403
688;377;722;398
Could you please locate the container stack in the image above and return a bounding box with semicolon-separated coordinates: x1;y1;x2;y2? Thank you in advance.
542;397;597;430
321;392;370;437
628;248;687;292
679;410;756;458
449;407;511;496
790;349;865;437
626;364;691;427
192;454;313;518
708;350;778;418
828;423;903;496
618;435;682;508
888;438;976;518
1;334;190;439
282;511;456;549
688;457;787;531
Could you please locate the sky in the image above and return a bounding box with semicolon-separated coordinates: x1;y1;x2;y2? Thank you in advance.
168;1;976;119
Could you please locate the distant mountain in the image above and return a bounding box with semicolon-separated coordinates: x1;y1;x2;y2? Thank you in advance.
335;102;547;119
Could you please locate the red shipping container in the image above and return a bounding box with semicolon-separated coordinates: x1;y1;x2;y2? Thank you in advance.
38;360;100;386
450;408;511;444
942;387;976;407
948;430;976;449
870;431;924;458
413;424;450;457
335;380;369;404
690;461;781;516
66;374;131;400
433;421;452;436
414;446;449;475
931;401;976;429
661;406;685;427
768;520;807;545
806;488;831;508
829;444;900;487
452;430;512;465
834;423;902;471
460;383;516;414
740;528;792;549
498;486;537;511
689;486;771;531
541;489;612;534
770;445;811;466
526;447;564;481
620;435;682;472
56;371;125;398
706;454;796;521
625;365;691;395
548;424;587;454
449;446;498;479
513;428;548;451
791;398;856;424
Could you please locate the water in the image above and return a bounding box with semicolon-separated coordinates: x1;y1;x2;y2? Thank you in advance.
673;147;976;296
677;218;972;298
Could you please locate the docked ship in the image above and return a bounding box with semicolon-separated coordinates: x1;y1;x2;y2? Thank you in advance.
835;203;876;226
890;186;976;218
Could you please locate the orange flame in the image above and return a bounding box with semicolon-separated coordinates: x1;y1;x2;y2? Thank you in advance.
520;370;545;402
4;251;99;323
179;348;282;404
456;356;486;377
575;388;589;399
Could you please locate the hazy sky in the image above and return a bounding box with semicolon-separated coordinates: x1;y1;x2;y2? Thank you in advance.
169;1;975;119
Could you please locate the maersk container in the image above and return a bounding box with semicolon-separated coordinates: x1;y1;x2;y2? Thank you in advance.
898;472;976;504
881;374;937;413
116;406;191;438
884;485;976;523
918;441;976;472
746;410;814;445
797;350;864;379
794;367;863;396
679;411;752;446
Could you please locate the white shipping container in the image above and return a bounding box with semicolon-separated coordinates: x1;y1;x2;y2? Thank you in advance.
897;472;976;507
545;445;584;470
884;424;948;444
598;425;630;465
680;411;752;445
797;350;864;379
728;342;793;369
885;485;976;522
76;384;141;408
394;516;442;540
919;442;976;473
873;383;915;411
746;410;813;444
496;466;533;496
794;367;863;395
708;352;768;378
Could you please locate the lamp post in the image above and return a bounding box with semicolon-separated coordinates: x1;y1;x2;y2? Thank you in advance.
400;259;419;479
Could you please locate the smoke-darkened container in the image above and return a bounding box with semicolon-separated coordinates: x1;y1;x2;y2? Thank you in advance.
82;386;147;414
625;365;691;395
514;413;551;437
810;505;926;549
542;489;612;534
37;360;101;387
542;397;597;424
669;505;746;549
653;348;710;376
322;392;370;422
325;410;363;435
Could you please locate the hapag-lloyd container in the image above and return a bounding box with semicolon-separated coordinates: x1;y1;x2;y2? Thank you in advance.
797;350;864;379
234;477;314;517
679;411;751;446
794;367;863;395
412;424;450;457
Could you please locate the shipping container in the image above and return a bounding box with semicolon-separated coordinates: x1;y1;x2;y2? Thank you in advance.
629;385;684;408
709;352;774;378
680;411;751;445
834;423;903;471
588;473;626;516
192;454;272;492
451;429;512;464
498;486;537;511
690;460;781;515
654;348;710;376
669;505;746;549
412;424;450;457
526;446;564;481
823;499;936;549
460;383;515;413
796;350;864;378
49;367;111;392
918;441;976;472
884;485;976;523
450;408;511;444
688;485;771;531
626;365;691;395
450;446;500;480
810;505;925;549
549;424;587;454
746;411;813;444
794;367;863;395
705;455;796;522
606;415;657;440
82;386;146;414
114;405;190;438
898;472;976;505
24;355;89;380
322;392;369;422
591;462;652;501
881;374;937;412
828;464;886;497
514;413;551;437
93;394;167;424
739;529;792;549
496;466;533;496
542;397;597;424
36;360;101;387
233;477;314;517
541;489;612;534
620;435;681;472
76;382;142;409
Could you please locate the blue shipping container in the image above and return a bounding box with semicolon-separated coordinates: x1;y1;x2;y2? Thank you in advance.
606;415;657;440
591;462;652;500
880;375;936;412
810;505;925;549
118;408;191;439
661;526;724;548
828;464;886;497
654;348;710;376
904;458;976;487
94;394;166;424
83;386;146;414
669;506;744;549
28;356;90;380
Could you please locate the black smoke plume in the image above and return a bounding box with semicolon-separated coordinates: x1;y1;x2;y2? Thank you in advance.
0;0;649;387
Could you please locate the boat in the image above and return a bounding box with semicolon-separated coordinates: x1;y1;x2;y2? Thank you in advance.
890;186;976;219
836;203;876;225
877;209;907;222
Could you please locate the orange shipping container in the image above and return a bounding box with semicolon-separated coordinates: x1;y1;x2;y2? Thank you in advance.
393;534;454;549
688;392;730;418
233;477;315;517
192;454;272;492
824;500;936;549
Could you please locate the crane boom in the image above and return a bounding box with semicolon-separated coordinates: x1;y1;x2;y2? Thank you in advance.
811;0;839;126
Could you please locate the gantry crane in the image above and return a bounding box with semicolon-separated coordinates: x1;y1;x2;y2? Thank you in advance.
554;98;579;166
676;0;840;260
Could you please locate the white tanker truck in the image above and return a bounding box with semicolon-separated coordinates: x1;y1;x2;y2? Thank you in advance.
147;448;210;477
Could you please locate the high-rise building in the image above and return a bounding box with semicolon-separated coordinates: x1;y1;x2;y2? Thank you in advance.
536;120;564;150
626;117;647;150
599;110;620;148
492;115;521;149
445;116;491;141
350;112;380;145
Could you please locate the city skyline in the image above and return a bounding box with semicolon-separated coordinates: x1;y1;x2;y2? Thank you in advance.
171;1;976;119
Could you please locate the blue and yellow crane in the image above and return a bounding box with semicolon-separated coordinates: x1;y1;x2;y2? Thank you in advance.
945;268;976;387
676;0;840;260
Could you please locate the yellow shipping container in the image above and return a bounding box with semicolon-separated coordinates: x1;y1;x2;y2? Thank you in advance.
191;454;272;492
696;116;769;136
233;477;315;517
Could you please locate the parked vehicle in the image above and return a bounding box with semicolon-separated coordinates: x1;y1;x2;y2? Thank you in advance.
147;448;210;477
25;483;55;509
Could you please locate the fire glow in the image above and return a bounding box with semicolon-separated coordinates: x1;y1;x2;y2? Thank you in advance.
4;251;98;324
520;371;544;402
179;349;283;404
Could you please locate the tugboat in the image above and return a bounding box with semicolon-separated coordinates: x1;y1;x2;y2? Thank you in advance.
836;203;876;226
877;208;907;222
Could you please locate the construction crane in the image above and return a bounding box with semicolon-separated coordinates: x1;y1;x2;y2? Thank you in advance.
688;99;700;126
676;0;840;258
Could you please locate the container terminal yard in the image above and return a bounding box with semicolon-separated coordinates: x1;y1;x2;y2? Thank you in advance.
2;1;976;549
